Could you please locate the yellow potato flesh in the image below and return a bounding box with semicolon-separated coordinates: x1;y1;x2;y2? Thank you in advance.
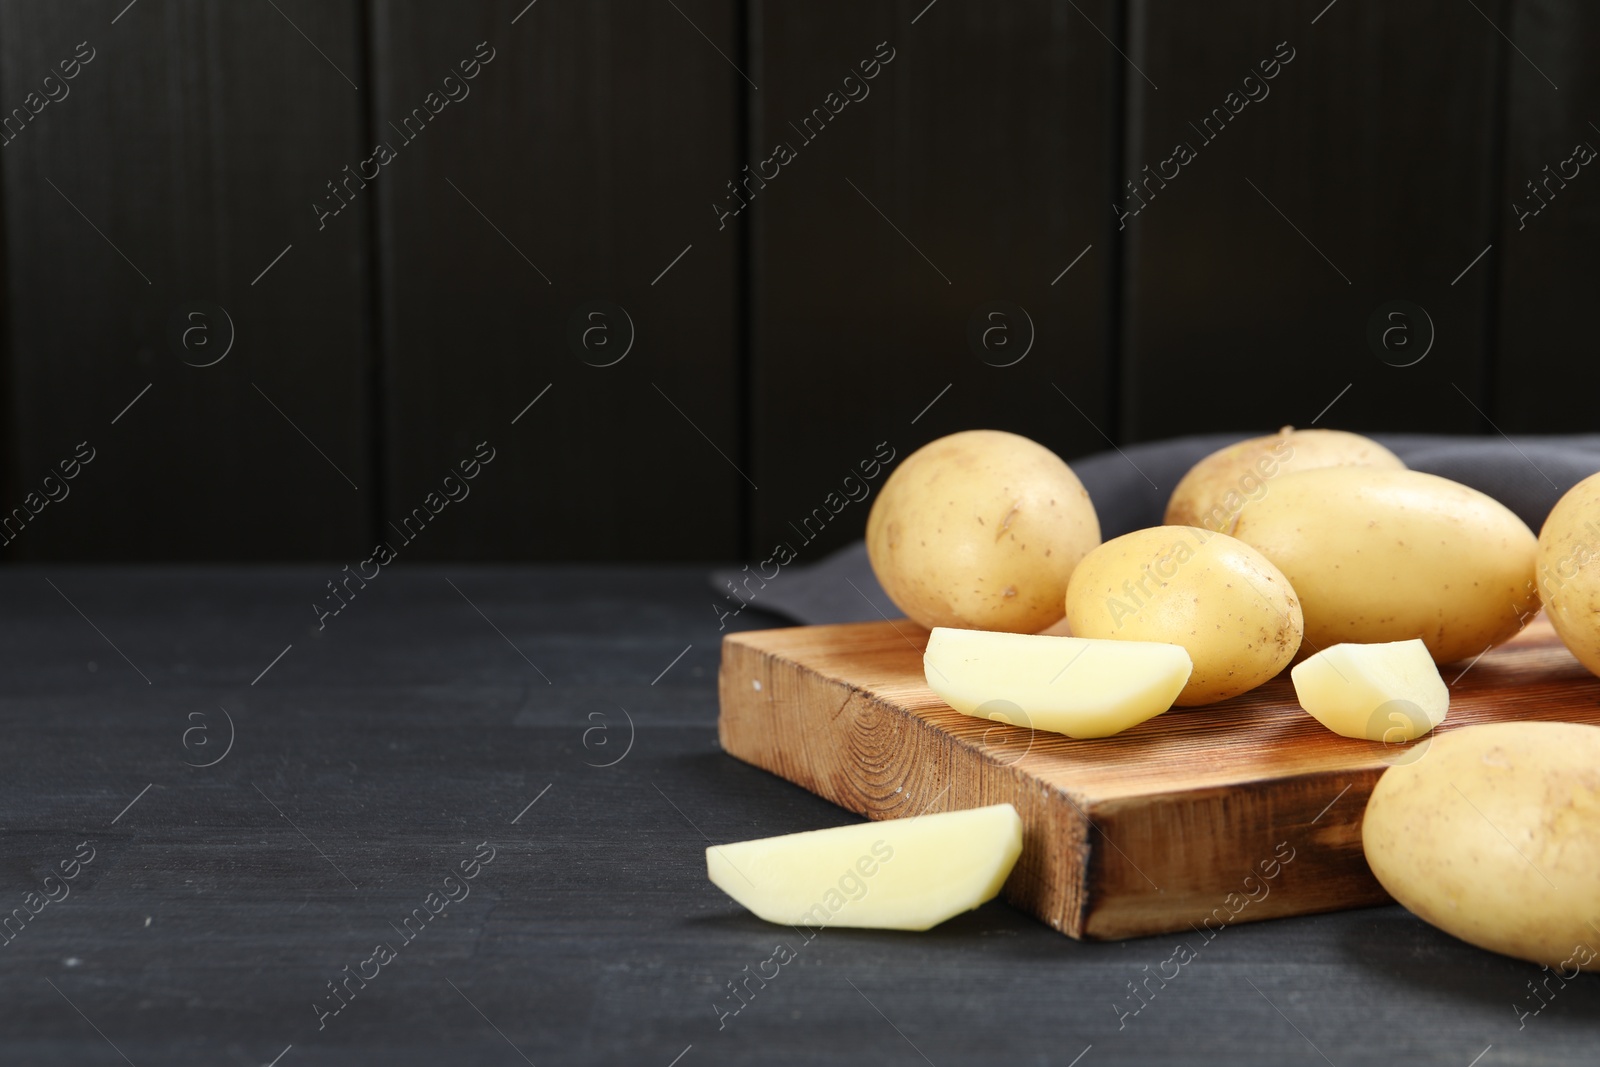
1363;722;1600;972
707;804;1023;931
923;627;1191;738
1290;639;1447;740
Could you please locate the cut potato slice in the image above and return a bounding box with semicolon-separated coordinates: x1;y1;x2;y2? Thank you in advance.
1290;638;1448;741
707;804;1022;931
923;627;1192;739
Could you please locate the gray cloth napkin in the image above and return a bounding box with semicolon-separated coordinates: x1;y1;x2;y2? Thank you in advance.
712;433;1600;626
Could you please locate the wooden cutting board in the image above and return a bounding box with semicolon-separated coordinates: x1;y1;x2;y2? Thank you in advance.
716;615;1600;940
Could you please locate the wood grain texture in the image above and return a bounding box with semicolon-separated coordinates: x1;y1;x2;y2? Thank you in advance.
0;0;373;559
370;0;742;561
718;614;1600;939
1119;0;1503;440
746;0;1116;560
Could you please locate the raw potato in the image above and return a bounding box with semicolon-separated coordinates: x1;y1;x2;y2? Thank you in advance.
706;804;1023;931
1537;471;1600;677
1363;722;1600;972
1064;525;1302;706
1165;426;1405;532
1231;467;1539;664
866;430;1100;634
1290;639;1447;741
923;627;1192;739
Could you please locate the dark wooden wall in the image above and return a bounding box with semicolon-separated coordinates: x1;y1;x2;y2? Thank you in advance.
0;0;1582;562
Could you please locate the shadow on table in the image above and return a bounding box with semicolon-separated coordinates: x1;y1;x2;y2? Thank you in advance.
1331;906;1567;1014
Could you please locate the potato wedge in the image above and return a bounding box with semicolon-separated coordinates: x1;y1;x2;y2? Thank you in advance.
707;804;1023;931
924;627;1191;738
1290;639;1447;741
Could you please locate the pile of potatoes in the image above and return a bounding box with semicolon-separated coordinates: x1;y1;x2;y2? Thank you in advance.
866;426;1600;972
868;426;1545;701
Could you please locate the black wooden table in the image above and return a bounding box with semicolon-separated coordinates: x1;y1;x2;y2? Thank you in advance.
1;567;1592;1065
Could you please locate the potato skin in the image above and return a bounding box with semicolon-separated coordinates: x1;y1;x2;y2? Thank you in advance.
1064;525;1302;705
1165;427;1405;532
1537;472;1600;677
1230;467;1538;664
1363;722;1600;972
865;430;1100;633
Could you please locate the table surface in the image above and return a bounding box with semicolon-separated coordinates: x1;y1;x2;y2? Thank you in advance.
1;566;1593;1066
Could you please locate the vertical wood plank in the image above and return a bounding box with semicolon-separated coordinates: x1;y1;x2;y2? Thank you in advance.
1494;0;1596;431
747;0;1117;560
0;0;373;559
1120;1;1502;441
370;0;742;561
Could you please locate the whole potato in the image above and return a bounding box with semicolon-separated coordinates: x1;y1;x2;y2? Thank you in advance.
1165;426;1405;532
1064;525;1302;705
1537;471;1600;676
1231;468;1538;664
1363;721;1600;973
866;430;1100;633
